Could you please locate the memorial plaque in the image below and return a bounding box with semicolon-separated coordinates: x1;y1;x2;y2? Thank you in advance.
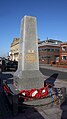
14;16;44;90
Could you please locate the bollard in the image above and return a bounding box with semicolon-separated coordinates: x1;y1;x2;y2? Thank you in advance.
12;94;18;116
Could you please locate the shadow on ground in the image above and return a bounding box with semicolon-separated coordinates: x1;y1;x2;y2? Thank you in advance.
44;73;58;86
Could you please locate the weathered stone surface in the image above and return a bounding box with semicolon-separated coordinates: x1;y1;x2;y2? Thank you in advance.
23;96;52;106
14;16;44;90
14;70;44;90
18;16;39;71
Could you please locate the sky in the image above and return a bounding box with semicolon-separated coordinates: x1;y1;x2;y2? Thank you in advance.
0;0;67;57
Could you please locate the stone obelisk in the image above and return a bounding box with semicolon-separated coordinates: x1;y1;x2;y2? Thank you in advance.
14;16;44;91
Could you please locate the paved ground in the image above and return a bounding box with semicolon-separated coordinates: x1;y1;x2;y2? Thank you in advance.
0;65;67;119
39;64;67;72
39;64;67;81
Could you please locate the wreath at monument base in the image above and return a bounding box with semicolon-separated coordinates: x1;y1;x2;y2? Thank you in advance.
3;83;64;106
18;86;49;101
3;83;49;100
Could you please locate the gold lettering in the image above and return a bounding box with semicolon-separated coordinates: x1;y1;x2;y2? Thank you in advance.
25;54;36;63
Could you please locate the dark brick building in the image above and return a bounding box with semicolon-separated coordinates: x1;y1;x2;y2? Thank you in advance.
38;39;62;64
60;42;67;65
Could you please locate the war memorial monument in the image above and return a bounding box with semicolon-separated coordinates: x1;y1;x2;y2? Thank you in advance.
14;16;44;90
3;16;65;109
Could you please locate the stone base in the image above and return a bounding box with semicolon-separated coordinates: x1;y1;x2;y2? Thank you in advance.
14;70;44;91
23;96;52;106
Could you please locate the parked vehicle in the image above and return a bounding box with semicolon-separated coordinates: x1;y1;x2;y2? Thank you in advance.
6;60;18;71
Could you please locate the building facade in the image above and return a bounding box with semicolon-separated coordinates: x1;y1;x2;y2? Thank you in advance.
9;38;20;61
38;39;62;64
60;42;67;64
